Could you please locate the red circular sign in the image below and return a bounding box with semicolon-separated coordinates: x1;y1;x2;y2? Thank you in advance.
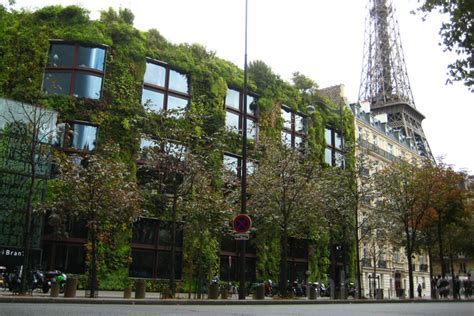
233;214;252;233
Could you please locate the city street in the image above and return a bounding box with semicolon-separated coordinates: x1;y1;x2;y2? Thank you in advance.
0;302;473;316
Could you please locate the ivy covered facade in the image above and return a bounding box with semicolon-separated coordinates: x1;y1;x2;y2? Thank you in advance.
0;5;356;292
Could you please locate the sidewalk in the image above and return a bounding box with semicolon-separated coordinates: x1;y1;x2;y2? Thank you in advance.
1;289;473;305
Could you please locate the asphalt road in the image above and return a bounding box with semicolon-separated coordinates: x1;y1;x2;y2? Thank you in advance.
0;302;473;316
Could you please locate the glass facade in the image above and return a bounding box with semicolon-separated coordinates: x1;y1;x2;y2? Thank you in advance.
281;106;306;148
44;41;106;99
130;218;183;279
71;123;97;151
142;59;189;115
225;88;258;140
325;127;344;167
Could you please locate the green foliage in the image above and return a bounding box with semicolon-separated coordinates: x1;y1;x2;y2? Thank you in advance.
416;0;474;91
0;4;358;288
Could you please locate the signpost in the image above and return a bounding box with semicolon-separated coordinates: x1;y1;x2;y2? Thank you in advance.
233;214;252;233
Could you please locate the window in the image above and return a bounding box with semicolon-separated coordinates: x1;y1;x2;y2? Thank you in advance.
142;59;190;115
325;127;344;167
223;153;256;177
130;217;183;279
281;106;306;149
56;121;98;152
225;88;258;140
43;41;107;99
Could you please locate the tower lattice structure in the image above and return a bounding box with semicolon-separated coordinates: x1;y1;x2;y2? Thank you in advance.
358;0;432;159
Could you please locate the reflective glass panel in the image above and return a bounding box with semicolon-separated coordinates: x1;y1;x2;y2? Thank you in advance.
48;44;75;67
77;46;106;71
144;62;166;87
74;73;102;99
246;118;257;140
225;111;239;132
129;251;153;278
295;114;305;133
167;95;188;112
325;147;333;165
282;108;292;129
281;131;292;147
335;132;342;149
164;142;186;160
140;138;158;150
43;72;71;95
247;160;257;175
325;128;332;146
246;95;256;115
132;219;156;244
225;89;240;109
223;154;239;175
336;151;344;168
295;136;304;148
169;70;188;93
71;123;97;151
141;89;164;112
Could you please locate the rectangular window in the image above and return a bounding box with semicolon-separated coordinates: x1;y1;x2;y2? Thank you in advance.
223;153;256;178
225;88;258;140
142;59;190;115
43;41;107;99
130;217;183;279
56;121;98;153
325;127;344;167
281;106;306;148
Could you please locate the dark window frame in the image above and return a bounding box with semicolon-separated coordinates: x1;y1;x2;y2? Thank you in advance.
43;40;107;99
142;58;190;113
224;88;259;140
281;105;307;148
325;126;344;168
56;120;99;154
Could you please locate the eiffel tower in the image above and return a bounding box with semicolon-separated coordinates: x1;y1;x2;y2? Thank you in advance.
358;0;433;159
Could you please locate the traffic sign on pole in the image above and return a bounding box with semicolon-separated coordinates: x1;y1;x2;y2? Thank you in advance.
233;214;252;233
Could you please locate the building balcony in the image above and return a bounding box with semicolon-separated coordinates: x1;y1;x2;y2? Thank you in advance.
358;139;400;162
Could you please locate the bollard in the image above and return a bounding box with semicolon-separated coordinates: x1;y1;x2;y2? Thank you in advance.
221;288;229;299
123;286;132;299
309;286;317;300
135;279;146;299
255;283;265;300
208;283;219;299
50;282;59;297
64;278;77;298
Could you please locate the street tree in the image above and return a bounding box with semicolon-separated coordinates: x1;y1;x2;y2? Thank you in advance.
138;108;226;297
416;0;474;91
46;145;142;298
0;99;56;294
375;161;433;299
248;138;324;297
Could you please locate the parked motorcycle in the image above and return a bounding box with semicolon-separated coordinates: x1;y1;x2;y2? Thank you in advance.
42;270;67;293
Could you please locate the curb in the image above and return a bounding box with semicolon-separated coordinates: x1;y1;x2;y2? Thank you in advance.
1;296;474;305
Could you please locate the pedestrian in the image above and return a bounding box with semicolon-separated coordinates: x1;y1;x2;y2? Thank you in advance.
417;283;422;298
464;274;472;299
453;275;461;300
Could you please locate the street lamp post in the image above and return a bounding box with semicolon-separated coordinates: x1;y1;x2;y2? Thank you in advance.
239;0;249;300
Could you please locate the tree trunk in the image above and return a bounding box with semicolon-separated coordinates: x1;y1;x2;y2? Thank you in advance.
406;246;414;299
437;216;446;277
330;241;337;299
20;141;38;295
89;224;98;298
279;230;288;297
169;192;178;297
428;245;435;299
355;209;361;299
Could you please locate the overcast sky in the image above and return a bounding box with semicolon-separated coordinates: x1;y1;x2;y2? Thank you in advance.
8;0;474;173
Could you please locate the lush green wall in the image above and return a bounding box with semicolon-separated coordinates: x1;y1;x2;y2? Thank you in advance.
0;4;356;287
